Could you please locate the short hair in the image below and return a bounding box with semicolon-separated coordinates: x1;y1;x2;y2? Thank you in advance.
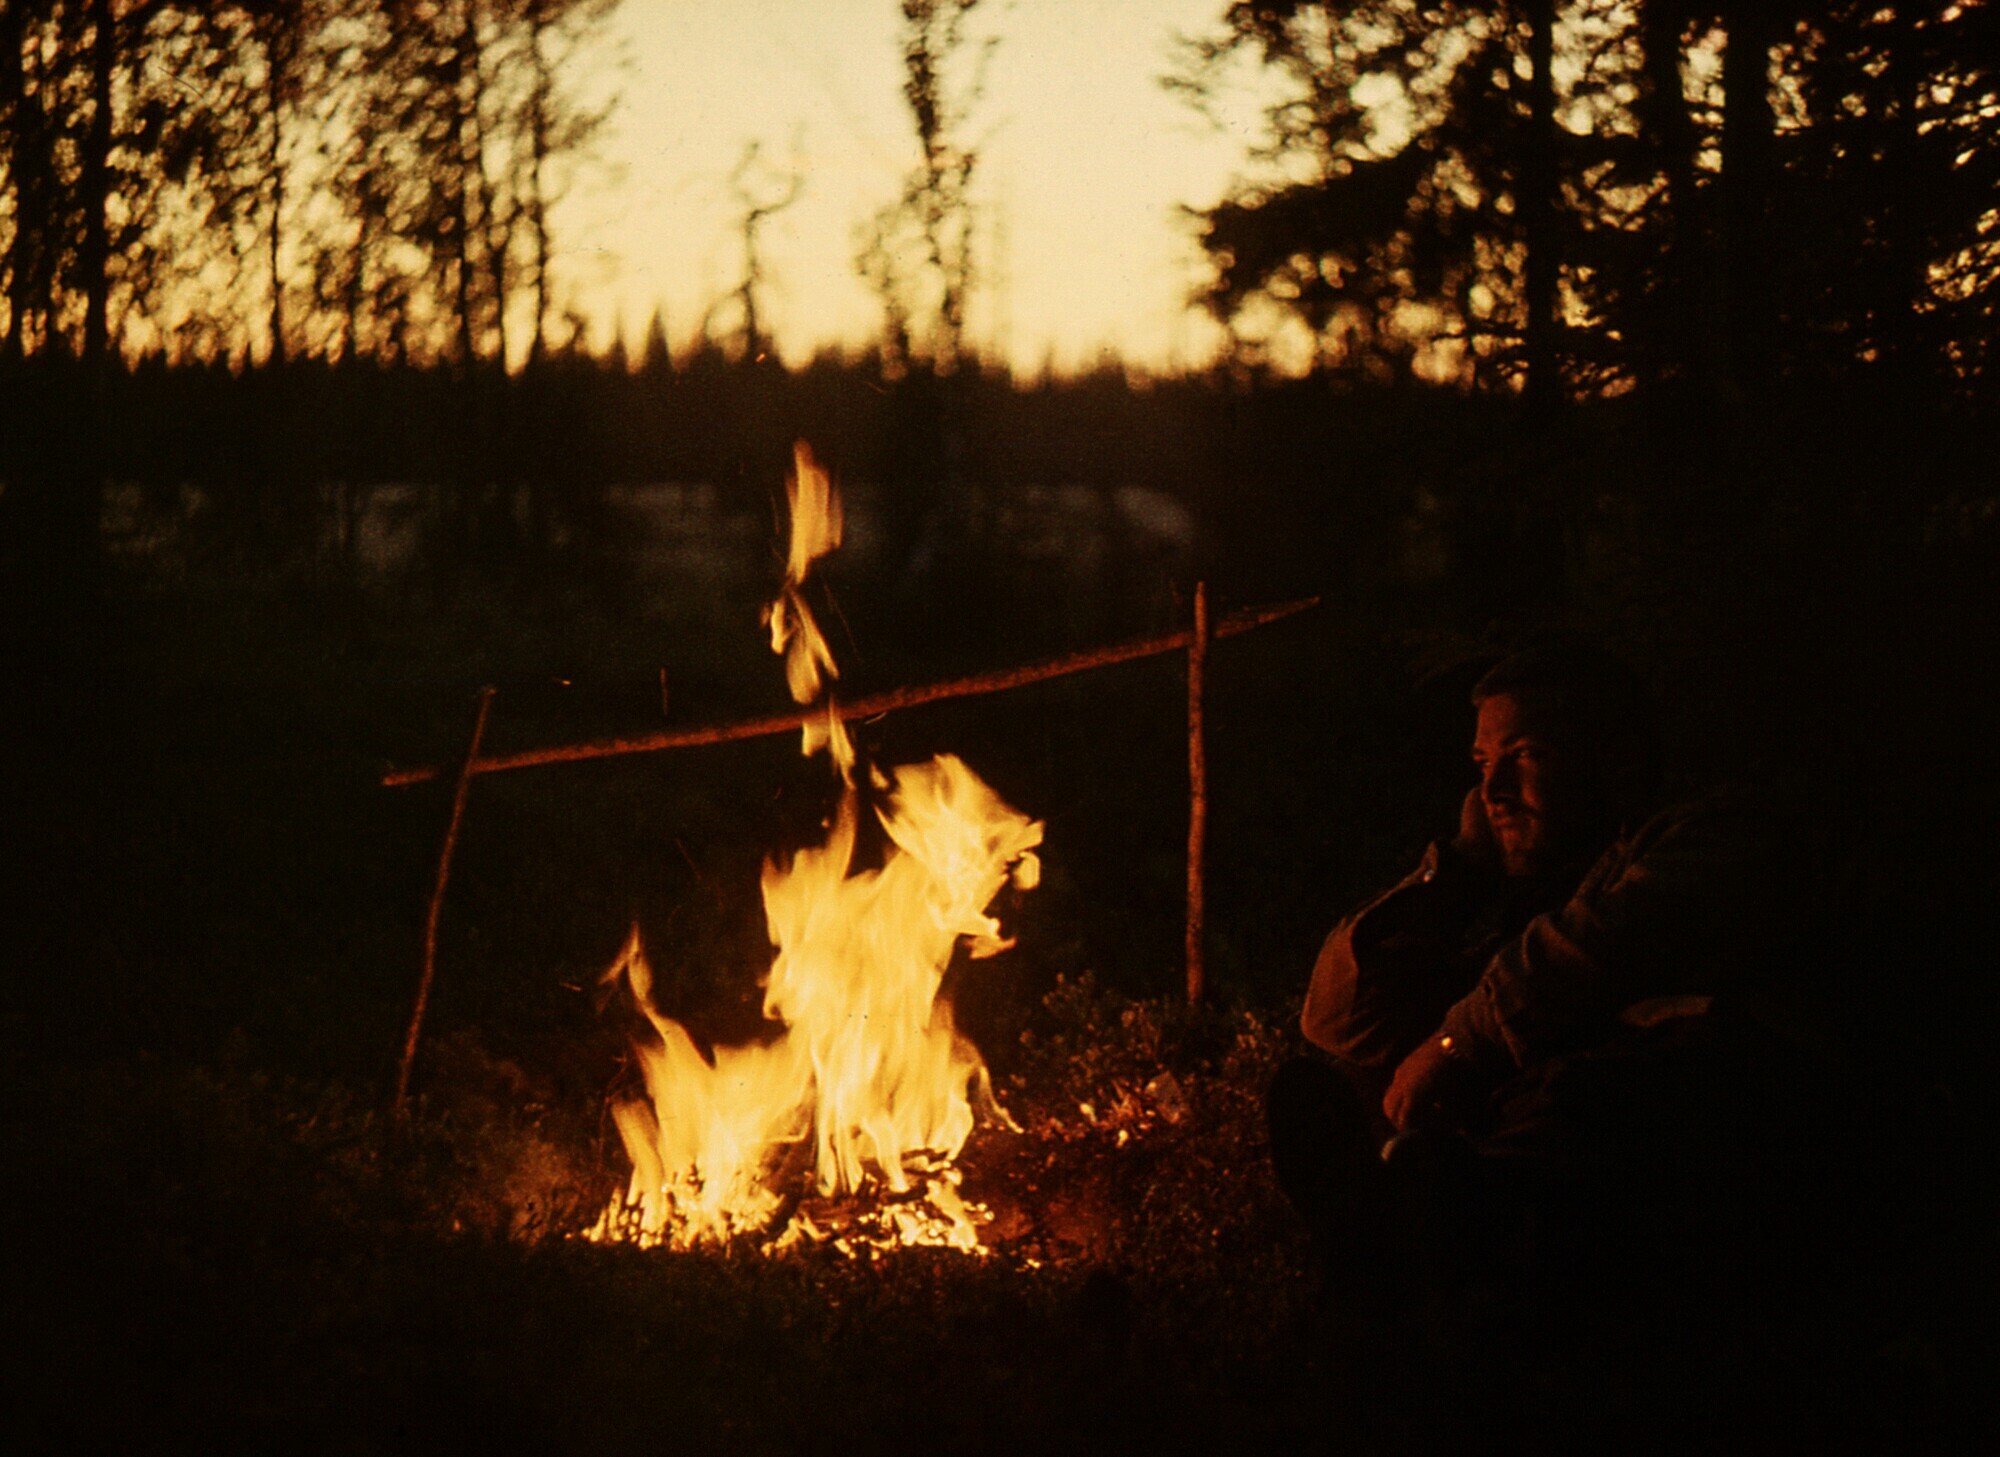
1471;644;1664;796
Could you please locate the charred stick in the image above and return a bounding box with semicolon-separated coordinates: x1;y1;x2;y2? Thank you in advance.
1186;581;1209;1008
393;685;496;1119
381;595;1318;787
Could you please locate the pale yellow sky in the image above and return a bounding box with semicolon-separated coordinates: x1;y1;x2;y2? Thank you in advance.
556;0;1270;373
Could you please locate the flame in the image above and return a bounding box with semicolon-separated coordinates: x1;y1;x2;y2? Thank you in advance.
589;442;1041;1252
763;441;854;771
763;757;1040;1202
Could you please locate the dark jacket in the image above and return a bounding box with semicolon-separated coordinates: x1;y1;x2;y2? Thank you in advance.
1303;793;1804;1077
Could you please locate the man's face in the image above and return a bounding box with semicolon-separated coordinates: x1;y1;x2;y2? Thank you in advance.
1471;691;1608;878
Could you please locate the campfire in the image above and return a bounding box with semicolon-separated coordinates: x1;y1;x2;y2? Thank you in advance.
586;444;1044;1253
378;445;1315;1257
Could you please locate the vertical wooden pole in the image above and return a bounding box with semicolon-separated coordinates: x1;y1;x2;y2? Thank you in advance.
1185;581;1209;1007
394;685;496;1118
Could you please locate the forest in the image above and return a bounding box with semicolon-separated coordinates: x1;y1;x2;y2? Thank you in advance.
6;2;1998;1451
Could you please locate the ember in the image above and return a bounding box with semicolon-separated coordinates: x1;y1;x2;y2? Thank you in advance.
588;443;1042;1252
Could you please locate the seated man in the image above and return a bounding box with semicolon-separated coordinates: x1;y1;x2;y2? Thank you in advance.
1271;645;1824;1305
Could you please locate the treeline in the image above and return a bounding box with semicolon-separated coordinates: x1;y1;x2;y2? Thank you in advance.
1177;0;1999;405
1;344;1231;563
0;0;611;373
4;1;1995;614
16;335;1988;603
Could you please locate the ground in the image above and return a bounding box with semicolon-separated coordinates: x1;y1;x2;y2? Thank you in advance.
13;971;1987;1454
9;461;1998;1452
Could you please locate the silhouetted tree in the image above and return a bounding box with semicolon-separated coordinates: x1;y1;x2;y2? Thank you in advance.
0;0;250;618
637;307;671;376
0;0;49;363
1772;1;2000;400
0;0;624;610
851;0;997;617
717;139;804;364
1718;0;1776;401
1171;3;1515;384
0;0;613;371
518;0;616;364
1174;1;1998;404
213;0;323;367
0;2;236;364
859;0;992;380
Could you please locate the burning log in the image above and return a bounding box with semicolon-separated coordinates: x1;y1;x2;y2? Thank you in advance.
378;594;1318;788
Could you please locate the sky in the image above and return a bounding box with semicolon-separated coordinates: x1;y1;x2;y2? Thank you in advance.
556;0;1272;374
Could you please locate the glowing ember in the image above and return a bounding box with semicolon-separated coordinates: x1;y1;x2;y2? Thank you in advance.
588;443;1041;1252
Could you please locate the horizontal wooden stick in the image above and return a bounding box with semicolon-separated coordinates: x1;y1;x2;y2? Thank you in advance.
381;595;1317;788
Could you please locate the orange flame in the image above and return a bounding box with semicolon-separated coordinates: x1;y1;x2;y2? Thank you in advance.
589;442;1040;1252
763;441;854;771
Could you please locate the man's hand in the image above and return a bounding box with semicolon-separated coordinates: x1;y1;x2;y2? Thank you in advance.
1383;1033;1480;1133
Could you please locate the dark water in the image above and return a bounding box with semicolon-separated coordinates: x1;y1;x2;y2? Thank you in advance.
98;476;1196;607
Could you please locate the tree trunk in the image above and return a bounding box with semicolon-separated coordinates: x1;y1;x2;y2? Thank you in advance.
1;0;28;362
473;31;509;373
1720;0;1774;401
80;0;115;367
264;14;288;368
1639;0;1698;389
527;12;552;364
1881;4;1926;397
447;9;478;370
1521;0;1559;411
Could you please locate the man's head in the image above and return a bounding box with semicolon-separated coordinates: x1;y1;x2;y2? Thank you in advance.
1468;646;1662;878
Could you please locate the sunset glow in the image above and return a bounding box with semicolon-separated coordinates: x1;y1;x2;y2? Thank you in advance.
558;0;1261;373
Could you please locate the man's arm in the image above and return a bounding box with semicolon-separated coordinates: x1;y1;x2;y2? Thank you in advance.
1435;793;1783;1073
1303;792;1501;1068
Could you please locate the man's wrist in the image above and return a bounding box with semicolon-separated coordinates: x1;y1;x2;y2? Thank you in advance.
1434;1006;1510;1083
